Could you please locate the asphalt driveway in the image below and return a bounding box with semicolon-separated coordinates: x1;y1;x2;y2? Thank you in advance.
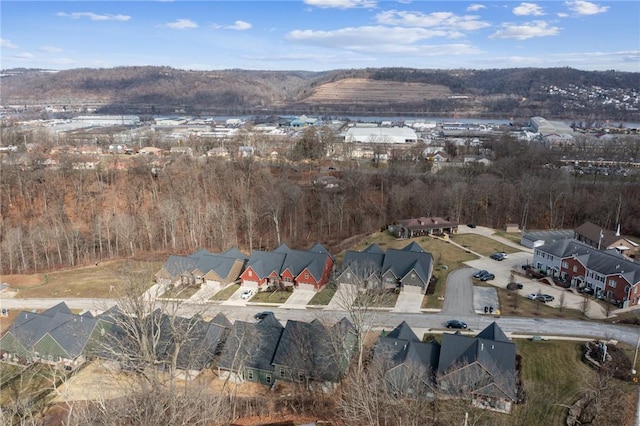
440;268;476;316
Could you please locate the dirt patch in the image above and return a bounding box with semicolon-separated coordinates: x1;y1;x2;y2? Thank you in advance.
303;78;452;104
2;273;45;288
52;360;139;402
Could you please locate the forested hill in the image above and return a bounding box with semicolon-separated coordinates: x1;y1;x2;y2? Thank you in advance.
2;66;638;120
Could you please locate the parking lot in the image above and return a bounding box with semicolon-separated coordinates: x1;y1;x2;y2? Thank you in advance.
464;251;607;318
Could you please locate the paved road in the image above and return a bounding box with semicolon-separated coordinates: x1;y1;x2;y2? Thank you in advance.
440;268;475;316
3;296;640;346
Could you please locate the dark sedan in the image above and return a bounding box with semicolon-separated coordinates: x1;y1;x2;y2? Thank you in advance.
446;320;468;329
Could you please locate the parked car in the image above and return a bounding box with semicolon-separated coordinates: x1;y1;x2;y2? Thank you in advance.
506;282;523;290
579;287;595;295
254;311;273;321
467;224;477;228
241;289;253;300
527;293;538;300
490;253;506;261
480;273;495;281
538;294;555;303
497;252;508;259
473;270;489;278
446;319;468;329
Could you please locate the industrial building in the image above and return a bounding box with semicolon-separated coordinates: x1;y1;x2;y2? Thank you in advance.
344;126;418;144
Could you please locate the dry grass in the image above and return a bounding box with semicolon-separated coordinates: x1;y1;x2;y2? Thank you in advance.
450;234;520;256
211;284;240;301
3;260;161;298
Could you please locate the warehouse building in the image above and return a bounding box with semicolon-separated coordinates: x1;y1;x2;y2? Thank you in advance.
344;126;418;144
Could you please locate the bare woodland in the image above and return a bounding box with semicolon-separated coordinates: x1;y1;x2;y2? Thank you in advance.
1;127;639;275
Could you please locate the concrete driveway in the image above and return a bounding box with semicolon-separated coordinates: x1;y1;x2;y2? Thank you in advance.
221;286;253;306
281;289;316;309
391;291;424;313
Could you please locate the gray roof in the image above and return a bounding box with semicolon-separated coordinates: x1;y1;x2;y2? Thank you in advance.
245;250;287;279
5;302;104;359
272;317;355;382
374;322;440;384
217;313;284;373
438;322;516;400
382;244;433;284
341;248;385;278
521;229;573;244
161;248;247;280
539;239;640;284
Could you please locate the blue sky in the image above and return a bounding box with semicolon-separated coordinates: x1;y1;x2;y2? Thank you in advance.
1;1;638;71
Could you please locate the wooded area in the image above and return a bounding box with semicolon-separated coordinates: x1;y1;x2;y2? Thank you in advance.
1;130;639;275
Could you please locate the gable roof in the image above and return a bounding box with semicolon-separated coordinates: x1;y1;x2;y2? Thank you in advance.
3;302;106;360
382;243;433;284
341;249;385;278
244;250;287;279
160;248;247;281
438;323;516;400
397;216;458;231
575;222;622;248
217;314;284;373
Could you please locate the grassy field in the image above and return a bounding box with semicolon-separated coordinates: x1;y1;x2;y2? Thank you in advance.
493;230;524;244
4;260;162;298
251;290;292;303
450;234;521;256
308;283;337;306
211;284;240;301
511;339;637;425
160;284;201;299
490;284;592;320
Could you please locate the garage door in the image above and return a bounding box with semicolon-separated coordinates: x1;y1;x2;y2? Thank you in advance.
297;283;316;292
243;280;259;289
402;284;423;294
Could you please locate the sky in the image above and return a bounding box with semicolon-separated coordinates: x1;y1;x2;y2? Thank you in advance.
1;0;639;72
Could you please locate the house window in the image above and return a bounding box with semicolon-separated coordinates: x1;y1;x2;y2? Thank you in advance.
280;369;285;378
549;255;554;261
573;266;578;272
247;370;254;380
285;277;291;282
562;261;568;268
248;270;253;277
346;272;351;279
266;374;272;384
304;273;309;280
411;273;416;279
609;280;617;288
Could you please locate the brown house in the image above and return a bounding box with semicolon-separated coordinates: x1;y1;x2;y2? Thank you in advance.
392;217;458;238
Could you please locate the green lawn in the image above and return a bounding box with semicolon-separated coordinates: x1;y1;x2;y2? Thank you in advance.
160;284;201;299
211;284;240;301
308;283;337;305
251;290;292;303
450;234;521;256
493;230;524;244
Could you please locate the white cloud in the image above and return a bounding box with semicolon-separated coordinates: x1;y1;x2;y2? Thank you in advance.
303;0;376;9
513;3;545;16
1;38;18;49
565;1;609;15
288;26;451;47
213;20;252;30
166;19;198;29
557;12;569;17
490;21;561;40
14;52;35;59
467;4;486;12
56;12;131;21
40;45;63;53
375;10;491;32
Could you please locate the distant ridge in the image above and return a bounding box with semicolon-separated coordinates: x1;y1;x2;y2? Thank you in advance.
2;66;638;120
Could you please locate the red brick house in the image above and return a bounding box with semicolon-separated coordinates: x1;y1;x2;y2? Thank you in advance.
239;243;334;292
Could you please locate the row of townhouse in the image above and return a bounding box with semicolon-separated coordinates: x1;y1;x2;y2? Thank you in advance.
532;239;640;306
337;242;434;294
375;321;517;413
0;302;356;390
155;241;436;295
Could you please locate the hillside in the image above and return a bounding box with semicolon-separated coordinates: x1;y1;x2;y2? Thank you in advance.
1;66;638;119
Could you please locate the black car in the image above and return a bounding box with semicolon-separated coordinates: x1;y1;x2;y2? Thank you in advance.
254;311;273;321
537;294;555;303
446;319;468;329
473;270;489;278
467;224;477;228
480;273;495;281
490;253;506;261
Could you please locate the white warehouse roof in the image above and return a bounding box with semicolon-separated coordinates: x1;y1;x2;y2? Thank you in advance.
344;126;418;144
